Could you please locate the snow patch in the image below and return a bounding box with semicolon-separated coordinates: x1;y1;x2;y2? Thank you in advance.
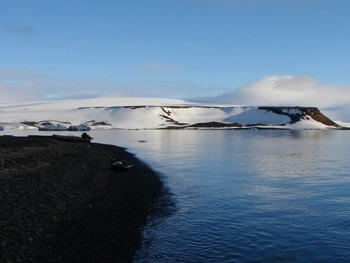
225;108;290;125
286;119;331;130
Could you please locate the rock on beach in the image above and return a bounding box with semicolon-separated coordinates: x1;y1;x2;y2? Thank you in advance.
0;135;164;263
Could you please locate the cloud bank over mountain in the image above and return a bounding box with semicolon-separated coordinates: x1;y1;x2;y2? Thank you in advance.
0;70;208;102
1;72;349;122
210;76;350;121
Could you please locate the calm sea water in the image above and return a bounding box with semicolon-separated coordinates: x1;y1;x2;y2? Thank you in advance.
4;129;350;262
91;129;350;263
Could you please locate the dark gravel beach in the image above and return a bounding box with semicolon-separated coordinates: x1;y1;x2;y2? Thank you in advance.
0;135;165;263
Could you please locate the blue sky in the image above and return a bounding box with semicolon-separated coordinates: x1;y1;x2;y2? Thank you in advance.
1;0;350;115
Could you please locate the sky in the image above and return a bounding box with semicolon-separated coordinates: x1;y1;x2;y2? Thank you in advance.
1;0;350;119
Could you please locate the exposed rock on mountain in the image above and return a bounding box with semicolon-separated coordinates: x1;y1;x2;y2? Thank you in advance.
0;98;346;130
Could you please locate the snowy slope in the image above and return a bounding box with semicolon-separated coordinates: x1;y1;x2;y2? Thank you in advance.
225;107;290;125
0;97;345;130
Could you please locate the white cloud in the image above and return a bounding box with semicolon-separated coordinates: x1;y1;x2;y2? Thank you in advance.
0;70;110;101
211;75;350;121
0;69;206;102
0;70;49;102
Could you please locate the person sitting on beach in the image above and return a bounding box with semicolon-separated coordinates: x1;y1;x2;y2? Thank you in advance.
81;133;93;143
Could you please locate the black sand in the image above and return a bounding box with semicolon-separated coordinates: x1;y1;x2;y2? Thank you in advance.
0;136;165;263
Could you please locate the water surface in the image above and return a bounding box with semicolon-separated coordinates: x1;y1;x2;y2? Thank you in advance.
5;129;350;262
89;129;350;263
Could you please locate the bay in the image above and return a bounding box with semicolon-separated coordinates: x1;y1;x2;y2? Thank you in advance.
4;129;350;262
92;129;350;263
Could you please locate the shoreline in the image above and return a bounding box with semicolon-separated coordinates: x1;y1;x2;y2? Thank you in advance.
0;136;165;263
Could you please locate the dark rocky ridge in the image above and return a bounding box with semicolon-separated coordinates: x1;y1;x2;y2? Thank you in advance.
162;106;343;129
258;106;340;127
0;136;165;263
87;106;343;128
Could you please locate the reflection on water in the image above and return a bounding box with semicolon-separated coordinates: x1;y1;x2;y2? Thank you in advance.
127;130;350;263
4;129;350;262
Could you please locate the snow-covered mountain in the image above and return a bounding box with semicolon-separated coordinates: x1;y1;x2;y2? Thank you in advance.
0;97;347;130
